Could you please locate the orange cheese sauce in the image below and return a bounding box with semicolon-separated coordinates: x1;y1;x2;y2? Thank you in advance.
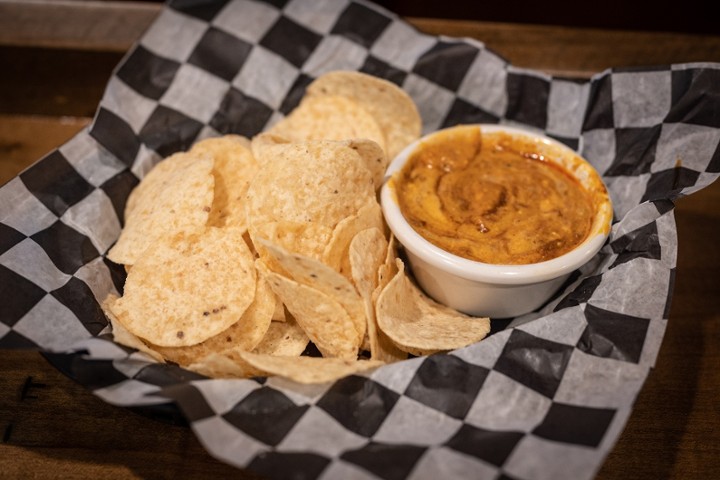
393;126;595;265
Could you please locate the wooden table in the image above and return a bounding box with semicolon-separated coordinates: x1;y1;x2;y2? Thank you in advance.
1;2;720;478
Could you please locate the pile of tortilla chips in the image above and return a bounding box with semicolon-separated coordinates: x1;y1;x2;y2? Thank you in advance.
102;71;490;384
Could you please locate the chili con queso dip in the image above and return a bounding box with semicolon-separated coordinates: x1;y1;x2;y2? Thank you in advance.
390;125;605;265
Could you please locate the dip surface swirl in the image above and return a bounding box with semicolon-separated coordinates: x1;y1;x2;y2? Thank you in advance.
393;126;595;265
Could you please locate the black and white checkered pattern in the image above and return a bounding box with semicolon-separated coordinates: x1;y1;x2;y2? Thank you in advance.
2;0;719;478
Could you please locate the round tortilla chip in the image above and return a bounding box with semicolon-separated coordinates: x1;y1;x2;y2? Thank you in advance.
245;140;376;230
102;294;165;363
186;351;264;379
267;94;387;154
257;259;361;359
237;351;384;384
250;132;292;164
249;220;334;266
348;229;407;362
306;70;422;159
321;198;384;274
342;138;388;191
375;258;491;356
107;151;214;266
374;234;399;295
112;227;257;347
151;273;275;366
190;135;258;229
253;317;309;357
255;236;366;345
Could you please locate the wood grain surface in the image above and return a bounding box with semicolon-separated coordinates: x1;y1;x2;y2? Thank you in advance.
1;4;719;479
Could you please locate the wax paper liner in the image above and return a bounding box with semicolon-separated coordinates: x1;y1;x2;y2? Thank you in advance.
1;0;719;478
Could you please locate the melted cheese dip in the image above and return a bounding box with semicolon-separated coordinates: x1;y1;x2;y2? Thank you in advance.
393;126;595;265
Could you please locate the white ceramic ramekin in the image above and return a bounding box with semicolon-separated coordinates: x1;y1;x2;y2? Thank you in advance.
381;124;613;318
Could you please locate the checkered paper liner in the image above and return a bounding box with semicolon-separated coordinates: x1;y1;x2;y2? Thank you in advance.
2;0;719;478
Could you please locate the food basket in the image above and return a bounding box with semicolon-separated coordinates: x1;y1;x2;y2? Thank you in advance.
2;1;719;478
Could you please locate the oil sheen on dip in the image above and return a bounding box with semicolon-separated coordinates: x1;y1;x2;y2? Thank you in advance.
392;125;595;265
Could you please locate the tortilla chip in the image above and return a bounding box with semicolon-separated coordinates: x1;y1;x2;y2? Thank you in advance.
267;94;387;154
374;234;399;297
349;229;407;362
255;237;366;344
186;352;264;379
190;134;258;229
253;317;309;357
306;70;422;159
343;138;388;191
237;351;384;384
101;294;165;363
151;273;274;365
112;227;257;347
245;140;375;230
249;132;292;164
257;259;361;359
249;220;334;266
107;151;214;266
322;198;384;274
375;258;491;356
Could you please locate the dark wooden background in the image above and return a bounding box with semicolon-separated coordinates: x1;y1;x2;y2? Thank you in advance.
379;0;716;35
119;0;719;34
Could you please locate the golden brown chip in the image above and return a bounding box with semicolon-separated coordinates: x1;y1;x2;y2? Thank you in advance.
347;228;387;298
267;94;387;154
249;220;334;266
306;70;422;159
112;227;257;347
375;258;491;356
257;259;361;359
151;273;275;366
107;151;214;266
245;140;376;230
237;351;384;384
271;297;288;322
321;198;384;274
253;317;309;357
190;135;258;229
101;294;165;363
342;138;388;191
249;132;291;164
192;133;251;154
255;237;366;344
186;352;265;379
349;229;406;362
374;234;399;296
